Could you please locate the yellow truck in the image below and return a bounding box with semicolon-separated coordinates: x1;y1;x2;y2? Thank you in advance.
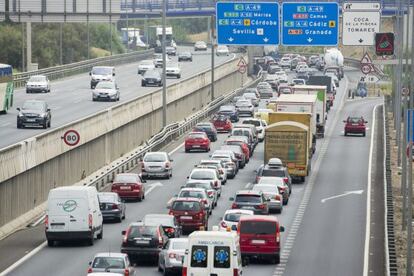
264;121;310;182
268;112;316;157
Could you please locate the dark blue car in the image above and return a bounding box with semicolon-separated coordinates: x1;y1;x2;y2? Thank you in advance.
218;105;239;123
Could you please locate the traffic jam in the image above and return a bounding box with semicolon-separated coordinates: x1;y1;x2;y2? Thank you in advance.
43;48;367;276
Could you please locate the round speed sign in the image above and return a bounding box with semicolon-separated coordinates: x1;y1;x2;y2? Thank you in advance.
62;130;80;146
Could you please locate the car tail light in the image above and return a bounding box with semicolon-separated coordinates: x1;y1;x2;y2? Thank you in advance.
207;191;214;197
166;227;175;233
169;210;174;216
202;199;208;205
256;176;261;183
133;184;140;191
283;177;288;184
233;268;239;276
182;267;187;276
87;267;93;273
221;221;227;228
169;253;177;259
122;227;131;244
276;231;280;243
214;180;219;187
258;204;265;209
44;215;49;230
219;168;224;174
275;195;281;201
88;214;93;229
231;203;237;209
112;204;119;210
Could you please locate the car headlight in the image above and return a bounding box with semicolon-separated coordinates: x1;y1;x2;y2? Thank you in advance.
18;113;24;117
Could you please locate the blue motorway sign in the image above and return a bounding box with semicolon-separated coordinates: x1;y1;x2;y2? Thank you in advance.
216;2;279;46
282;2;339;46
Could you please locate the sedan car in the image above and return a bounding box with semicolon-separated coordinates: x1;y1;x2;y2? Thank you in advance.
165;62;181;78
153;54;171;68
185;132;210;152
92;81;120;102
216;45;230;56
178;52;193;62
143;214;181;238
141;69;162;87
166;46;176;56
26;75;50;93
87;252;136;275
98;192;126;222
137;60;155;75
194;41;207;51
111;173;146;201
158;238;188;276
17;100;51;129
193;122;217;141
218;209;254;232
141;151;173;179
344;116;367;136
187;168;222;196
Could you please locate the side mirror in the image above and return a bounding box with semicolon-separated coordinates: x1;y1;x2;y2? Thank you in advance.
89;261;92;265
229;197;234;201
121;230;126;235
89;72;92;76
280;226;285;232
170;159;173;162
142;179;147;183
113;73;116;76
186;176;189;179
365;121;368;123
47;108;51;112
16;107;21;111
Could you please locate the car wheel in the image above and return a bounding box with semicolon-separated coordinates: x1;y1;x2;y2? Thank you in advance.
43;121;47;129
344;131;347;136
177;75;181;79
17;122;22;129
88;234;94;246
47;240;55;247
92;97;96;102
142;82;146;87
138;195;142;202
274;254;280;264
363;132;366;137
48;120;51;128
122;211;125;220
97;226;103;239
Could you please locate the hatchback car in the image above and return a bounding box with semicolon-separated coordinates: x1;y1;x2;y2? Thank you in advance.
242;118;266;142
141;151;173;179
211;114;232;133
193;122;217;141
238;216;284;264
165;62;181;78
168;198;208;233
92;81;120;102
26;75;50;93
225;137;250;161
121;222;169;262
216;45;229;56
178;52;193;62
218;209;253;232
217;105;239;122
194;41;207;51
158;238;188;275
142;214;181;238
220;145;246;169
230;190;269;215
257;87;274;99
235;99;254;117
185;132;210;152
17;100;51;129
176;188;212;215
344;116;367;136
210;153;237;179
111;173;146;201
98;192;126;222
251;184;283;213
166;46;176;56
87;252;136;275
141;69;162;87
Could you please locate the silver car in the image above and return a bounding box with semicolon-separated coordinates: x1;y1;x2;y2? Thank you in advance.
198;159;227;184
141;151;173;179
251;184;283;213
183;180;218;208
235;99;254;116
92;81;120;102
98;192;126;222
177;187;213;215
88;252;136;275
158;238;188;275
26;75;50;93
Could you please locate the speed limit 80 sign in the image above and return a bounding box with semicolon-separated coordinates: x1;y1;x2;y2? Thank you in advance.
62;130;80;146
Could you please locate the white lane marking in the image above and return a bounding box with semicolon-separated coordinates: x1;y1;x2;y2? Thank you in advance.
244;182;252;189
169;142;185;155
320;190;364;203
31;214;46;227
0;242;46;276
363;104;380;276
273;73;349;276
144;182;163;196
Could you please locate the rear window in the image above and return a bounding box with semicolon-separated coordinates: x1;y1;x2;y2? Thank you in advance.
128;225;158;238
224;213;244;222
235;195;261;203
240;221;276;234
191;171;214;180
232;129;249;137
144;153;166;162
214;246;231;268
186;183;211;190
179;191;204;199
92;257;125;269
261;169;285;177
243;120;260;126
191;245;208;268
188;133;206;139
114;174;138;183
172;201;201;211
98;194;117;203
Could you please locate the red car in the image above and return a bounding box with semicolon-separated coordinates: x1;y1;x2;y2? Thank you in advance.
224;139;250;162
238;215;284;264
211;114;233;133
185;132;210;152
343;116;367;136
168;198;208;233
111;173;146;201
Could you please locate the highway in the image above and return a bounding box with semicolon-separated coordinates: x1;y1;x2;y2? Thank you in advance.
0;68;384;276
0;47;234;149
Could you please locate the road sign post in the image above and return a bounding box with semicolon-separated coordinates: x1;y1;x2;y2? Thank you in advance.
281;2;339;46
342;2;381;46
62;130;80;146
216;2;279;45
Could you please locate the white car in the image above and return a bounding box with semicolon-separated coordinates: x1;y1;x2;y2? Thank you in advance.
216;45;230;56
165;62;181;78
218;209;254;231
194;41;208;51
241;118;267;141
296;64;309;73
198;159;228;184
187;168;222;196
242;92;259;106
280;57;291;68
235;99;254;116
92;81;120;102
275;71;288;83
137;60;155;75
154;54;171;68
26;75;51;93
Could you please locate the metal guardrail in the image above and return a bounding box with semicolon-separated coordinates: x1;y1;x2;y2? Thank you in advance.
13;49;154;88
84;68;264;191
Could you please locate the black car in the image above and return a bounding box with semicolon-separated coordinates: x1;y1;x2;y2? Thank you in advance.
142;69;163;87
166;46;176;56
17;100;51;129
193;122;217;142
142;214;181;238
255;164;292;192
98;192;126;222
121;222;169;262
217;105;239;122
178;52;193;62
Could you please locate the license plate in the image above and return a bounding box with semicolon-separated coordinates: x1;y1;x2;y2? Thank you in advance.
181;216;192;220
148;81;154;83
135;240;150;245
241;206;255;210
251;240;265;244
26;119;36;122
120;186;130;190
51;224;64;230
192;145;200;148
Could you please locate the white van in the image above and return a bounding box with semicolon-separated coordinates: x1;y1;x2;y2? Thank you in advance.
45;186;103;246
182;230;243;276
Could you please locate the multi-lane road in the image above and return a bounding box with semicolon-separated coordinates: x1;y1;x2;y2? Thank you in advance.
0;47;234;149
0;67;384;276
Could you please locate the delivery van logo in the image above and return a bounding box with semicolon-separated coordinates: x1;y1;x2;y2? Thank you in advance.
63;200;78;212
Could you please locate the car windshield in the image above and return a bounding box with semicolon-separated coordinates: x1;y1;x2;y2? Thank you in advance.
232;129;249;136
240;221;276;234
190;171;214;180
22;101;44;111
172;201;201;211
179;190;204;199
243;120;260;126
348;117;364;124
129;225;157;238
261;169;285;177
96;82;115;89
144;153;166;162
114;174;137;183
29;76;46;82
92;257;125;269
235;195;261;203
172;240;188;250
188;133;206;139
224;213;245;222
98;194;117;203
92;67;112;75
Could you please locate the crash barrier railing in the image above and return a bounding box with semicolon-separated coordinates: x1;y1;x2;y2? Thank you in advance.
84;68;264;192
13;49;154;88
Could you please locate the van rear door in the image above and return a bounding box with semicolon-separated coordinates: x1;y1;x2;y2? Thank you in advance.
210;244;235;276
239;220;278;254
48;198;89;232
188;244;210;275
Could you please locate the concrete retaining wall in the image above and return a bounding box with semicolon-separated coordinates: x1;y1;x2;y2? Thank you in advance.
0;56;246;228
